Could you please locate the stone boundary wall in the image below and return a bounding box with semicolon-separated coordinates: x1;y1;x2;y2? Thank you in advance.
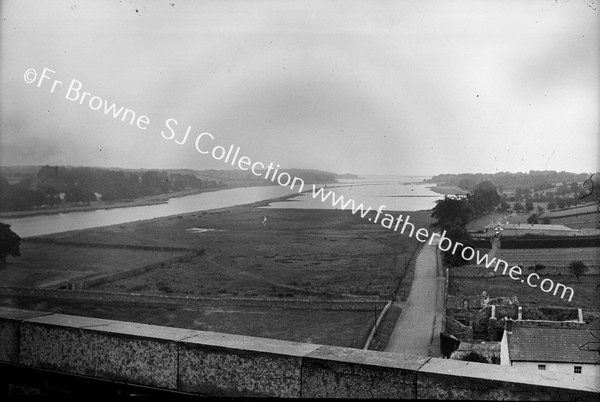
0;287;388;311
23;238;199;253
449;265;600;278
1;307;597;399
77;253;196;289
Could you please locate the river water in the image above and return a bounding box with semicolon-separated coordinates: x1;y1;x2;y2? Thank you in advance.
263;175;441;211
3;176;440;238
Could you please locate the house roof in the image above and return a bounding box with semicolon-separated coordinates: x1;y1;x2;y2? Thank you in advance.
484;223;574;231
508;327;599;364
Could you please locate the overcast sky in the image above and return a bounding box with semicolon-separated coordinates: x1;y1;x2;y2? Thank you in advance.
1;0;598;176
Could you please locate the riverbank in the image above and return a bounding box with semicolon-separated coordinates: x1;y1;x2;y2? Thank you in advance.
0;187;214;219
427;185;470;196
0;179;328;220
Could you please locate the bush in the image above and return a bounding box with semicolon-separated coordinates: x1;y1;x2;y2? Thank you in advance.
568;261;587;280
461;351;488;363
534;263;546;273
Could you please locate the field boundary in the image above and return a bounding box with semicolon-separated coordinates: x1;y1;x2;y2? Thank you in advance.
0;287;389;311
23;238;201;253
362;300;392;349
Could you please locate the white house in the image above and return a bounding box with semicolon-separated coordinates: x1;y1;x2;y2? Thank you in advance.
501;324;600;378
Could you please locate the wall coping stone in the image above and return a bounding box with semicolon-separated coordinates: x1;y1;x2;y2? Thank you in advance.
1;307;598;399
305;345;430;370
181;330;321;356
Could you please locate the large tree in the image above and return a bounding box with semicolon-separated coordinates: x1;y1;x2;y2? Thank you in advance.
468;181;501;216
431;196;473;230
0;223;21;264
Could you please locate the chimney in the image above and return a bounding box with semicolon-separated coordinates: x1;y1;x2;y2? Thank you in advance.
518;306;522;321
505;317;513;333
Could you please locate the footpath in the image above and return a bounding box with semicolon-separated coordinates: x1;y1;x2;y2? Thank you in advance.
385;240;444;357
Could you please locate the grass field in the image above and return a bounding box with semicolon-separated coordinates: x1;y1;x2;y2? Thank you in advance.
46;206;433;299
0;295;376;348
493;247;599;267
0;243;184;288
3;203;434;348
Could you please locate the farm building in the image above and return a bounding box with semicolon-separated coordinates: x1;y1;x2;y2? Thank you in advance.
500;323;600;378
483;222;578;237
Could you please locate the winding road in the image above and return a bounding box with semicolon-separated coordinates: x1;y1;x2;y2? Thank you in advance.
385;240;444;357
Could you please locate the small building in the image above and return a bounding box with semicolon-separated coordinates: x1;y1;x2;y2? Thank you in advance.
501;324;600;378
483;222;577;237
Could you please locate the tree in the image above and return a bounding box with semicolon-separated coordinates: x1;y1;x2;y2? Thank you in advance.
527;214;538;224
457;177;476;192
441;225;475;267
513;202;524;213
431;197;473;230
469;181;501;216
525;201;534;212
0;223;21;264
547;201;557;210
569;261;587;281
496;201;510;213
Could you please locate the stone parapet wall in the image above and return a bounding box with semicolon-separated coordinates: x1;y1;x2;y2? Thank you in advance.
1;307;598;399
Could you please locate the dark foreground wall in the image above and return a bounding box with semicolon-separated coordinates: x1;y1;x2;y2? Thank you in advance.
0;307;598;399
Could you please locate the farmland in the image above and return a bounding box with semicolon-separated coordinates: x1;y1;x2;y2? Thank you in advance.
493;247;599;268
0;201;433;347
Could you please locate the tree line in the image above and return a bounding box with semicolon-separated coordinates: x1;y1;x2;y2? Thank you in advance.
431;181;500;266
427;171;593;192
0;166;215;212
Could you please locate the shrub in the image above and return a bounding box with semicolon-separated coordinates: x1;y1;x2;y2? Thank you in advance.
568;261;587;280
461;351;488;363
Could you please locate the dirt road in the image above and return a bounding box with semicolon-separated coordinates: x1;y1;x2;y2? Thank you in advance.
385;241;444;357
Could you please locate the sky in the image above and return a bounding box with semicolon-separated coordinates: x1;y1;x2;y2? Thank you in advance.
1;0;598;176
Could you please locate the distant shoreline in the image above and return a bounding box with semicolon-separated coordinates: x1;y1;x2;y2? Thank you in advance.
427;185;470;196
0;187;227;219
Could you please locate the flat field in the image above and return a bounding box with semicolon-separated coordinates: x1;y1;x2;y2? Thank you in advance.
47;206;433;299
0;295;375;348
1;203;434;347
0;243;184;288
493;247;599;268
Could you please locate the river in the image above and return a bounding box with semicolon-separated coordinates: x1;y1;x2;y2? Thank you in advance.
3;176;440;238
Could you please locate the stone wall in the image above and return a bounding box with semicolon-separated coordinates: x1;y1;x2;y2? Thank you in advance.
449;265;600;277
445;316;473;342
1;307;598;399
0;287;388;311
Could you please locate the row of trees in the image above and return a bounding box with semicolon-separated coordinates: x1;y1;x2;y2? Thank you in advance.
428;171;592;191
0;166;212;212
